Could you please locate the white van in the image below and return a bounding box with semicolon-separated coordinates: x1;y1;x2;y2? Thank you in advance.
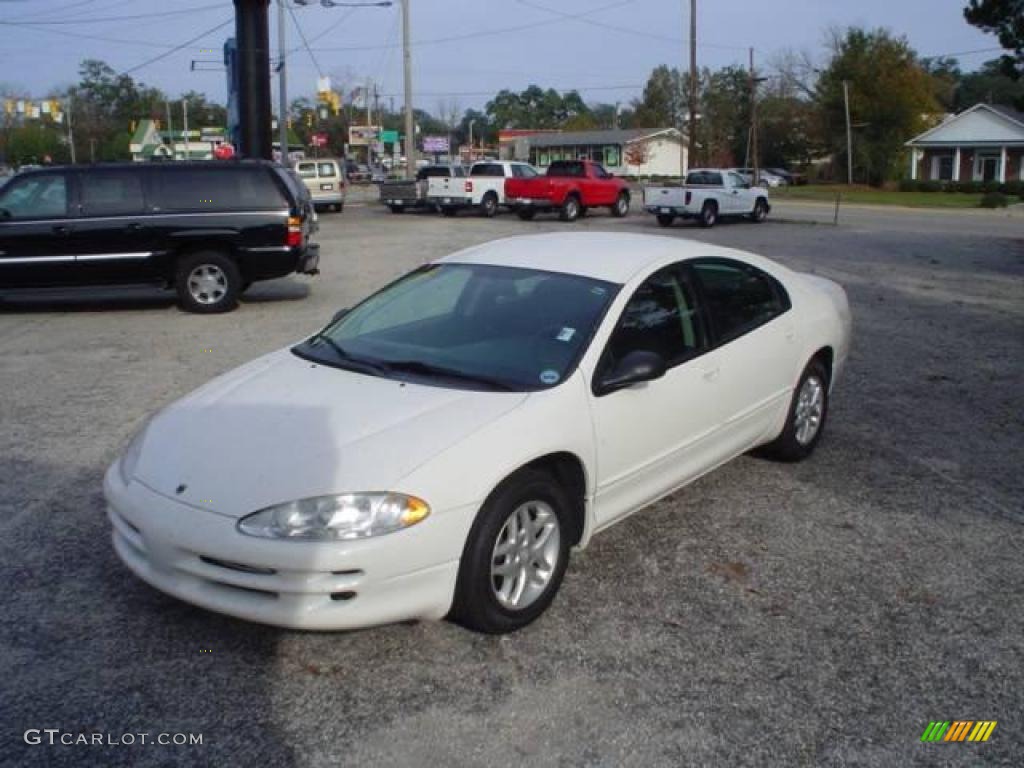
293;158;346;212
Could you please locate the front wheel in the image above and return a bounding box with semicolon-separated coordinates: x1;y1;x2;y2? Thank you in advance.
450;469;571;634
750;198;768;223
699;201;718;228
762;360;829;461
175;251;241;314
611;192;630;217
560;195;581;222
656;213;675;227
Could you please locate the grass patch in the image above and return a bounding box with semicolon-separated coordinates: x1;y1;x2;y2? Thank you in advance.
774;185;991;209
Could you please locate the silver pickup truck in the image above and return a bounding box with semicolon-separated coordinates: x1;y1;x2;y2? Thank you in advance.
380;165;465;213
643;168;770;228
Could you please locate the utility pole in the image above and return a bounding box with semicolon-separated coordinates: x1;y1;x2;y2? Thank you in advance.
165;101;175;160
687;0;697;173
277;0;289;164
842;79;853;185
401;0;415;178
749;46;758;186
182;97;189;160
66;93;76;164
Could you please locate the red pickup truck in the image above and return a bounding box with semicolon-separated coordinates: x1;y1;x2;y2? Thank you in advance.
504;159;631;222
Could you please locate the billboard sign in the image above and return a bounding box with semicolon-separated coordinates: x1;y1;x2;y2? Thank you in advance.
348;125;380;146
423;135;449;153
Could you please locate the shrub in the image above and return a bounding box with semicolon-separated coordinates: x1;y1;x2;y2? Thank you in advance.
918;180;942;193
999;180;1023;198
980;180;1001;194
898;179;918;192
979;191;1008;208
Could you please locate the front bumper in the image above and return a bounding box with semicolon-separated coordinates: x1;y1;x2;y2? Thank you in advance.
103;461;468;630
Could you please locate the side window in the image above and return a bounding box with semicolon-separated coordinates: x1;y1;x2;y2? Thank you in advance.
728;172;747;188
591;164;609;179
79;171;145;216
605;267;704;368
151;169;283;212
296;163;316;179
692;260;787;343
512;165;538;178
316;162;336;178
0;174;68;220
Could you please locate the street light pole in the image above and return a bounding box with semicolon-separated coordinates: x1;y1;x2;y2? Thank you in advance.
401;0;415;178
842;79;853;185
277;0;289;164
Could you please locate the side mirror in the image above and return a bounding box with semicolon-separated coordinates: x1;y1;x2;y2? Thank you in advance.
594;350;667;396
330;308;349;324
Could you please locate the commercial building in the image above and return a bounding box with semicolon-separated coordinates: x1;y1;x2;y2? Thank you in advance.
500;127;687;177
129;120;229;162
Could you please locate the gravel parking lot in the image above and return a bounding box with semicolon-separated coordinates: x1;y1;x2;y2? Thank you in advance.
2;196;1022;767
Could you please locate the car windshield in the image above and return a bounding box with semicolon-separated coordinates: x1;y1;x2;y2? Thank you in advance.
294;263;618;391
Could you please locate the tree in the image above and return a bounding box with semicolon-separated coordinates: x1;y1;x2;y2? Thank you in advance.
484;85;591;130
817;28;940;185
631;65;686;128
964;0;1024;79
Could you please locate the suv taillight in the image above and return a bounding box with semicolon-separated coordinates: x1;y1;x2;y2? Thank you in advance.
286;215;303;247
465;180;473;193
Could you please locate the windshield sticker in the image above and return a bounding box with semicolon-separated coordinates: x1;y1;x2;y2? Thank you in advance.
590;286;607;296
539;370;560;385
556;327;576;342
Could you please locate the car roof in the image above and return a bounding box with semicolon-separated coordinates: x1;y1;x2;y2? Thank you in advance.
438;233;781;284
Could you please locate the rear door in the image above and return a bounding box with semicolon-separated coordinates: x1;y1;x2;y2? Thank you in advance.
72;168;158;285
0;171;75;287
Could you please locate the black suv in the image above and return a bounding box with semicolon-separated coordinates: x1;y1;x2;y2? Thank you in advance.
0;160;319;313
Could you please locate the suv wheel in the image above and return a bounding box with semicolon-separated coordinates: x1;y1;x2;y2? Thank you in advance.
175;251;241;314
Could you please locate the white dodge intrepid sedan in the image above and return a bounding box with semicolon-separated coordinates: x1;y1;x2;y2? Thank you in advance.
105;232;851;634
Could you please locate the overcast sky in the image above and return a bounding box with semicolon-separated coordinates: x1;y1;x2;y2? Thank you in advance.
0;0;1000;113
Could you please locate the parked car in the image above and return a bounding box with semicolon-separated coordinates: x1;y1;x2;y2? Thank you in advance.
345;160;370;183
429;161;539;217
643;168;770;228
0;160;319;313
293;158;346;212
733;168;787;188
380;164;465;213
766;167;807;186
104;232;851;633
504;159;631;222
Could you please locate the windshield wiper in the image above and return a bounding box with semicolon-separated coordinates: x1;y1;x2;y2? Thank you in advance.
375;359;516;391
306;334;388;374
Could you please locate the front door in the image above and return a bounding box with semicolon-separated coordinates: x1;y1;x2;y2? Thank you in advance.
0;171;75;288
975;154;1000;182
588;264;720;530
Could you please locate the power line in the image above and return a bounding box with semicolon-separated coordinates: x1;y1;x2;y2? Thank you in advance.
0;3;225;26
122;17;233;76
287;2;323;77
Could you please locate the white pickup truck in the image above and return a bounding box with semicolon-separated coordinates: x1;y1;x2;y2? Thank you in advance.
643;168;770;228
427;160;539;217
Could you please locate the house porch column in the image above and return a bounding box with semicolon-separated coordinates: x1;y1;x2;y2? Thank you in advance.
910;148;919;180
999;146;1007;183
953;147;961;181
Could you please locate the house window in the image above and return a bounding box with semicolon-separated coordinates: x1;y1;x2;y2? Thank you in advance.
931;154;954;181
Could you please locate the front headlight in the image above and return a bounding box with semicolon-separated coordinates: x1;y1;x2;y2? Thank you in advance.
118;416;152;485
237;493;430;541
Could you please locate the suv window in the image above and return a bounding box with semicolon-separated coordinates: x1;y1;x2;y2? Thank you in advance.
0;173;68;220
605;266;704;368
471;164;504;177
692;260;787;343
296;163;317;179
150;167;285;212
79;170;145;216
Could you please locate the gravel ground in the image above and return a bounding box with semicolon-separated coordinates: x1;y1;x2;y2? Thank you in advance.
1;196;1022;767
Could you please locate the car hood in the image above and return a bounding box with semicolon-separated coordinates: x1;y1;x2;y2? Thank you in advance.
132;349;527;518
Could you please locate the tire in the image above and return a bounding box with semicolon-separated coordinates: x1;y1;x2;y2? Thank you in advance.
516;208;536;221
240;280;253;294
699;201;718;228
174;250;241;314
762;359;829;462
450;468;571;634
389;205;404;214
611;192;630;217
750;197;768;223
656;213;675;227
441;207;458;217
480;192;498;218
560;194;581;222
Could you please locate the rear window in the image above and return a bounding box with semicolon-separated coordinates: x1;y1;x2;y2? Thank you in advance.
317;162;337;178
471;164;504;177
686;171;723;186
547;161;585;178
418;166;457;179
79;170;145;216
150;167;286;212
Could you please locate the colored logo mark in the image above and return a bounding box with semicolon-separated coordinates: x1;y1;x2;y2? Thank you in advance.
921;721;997;742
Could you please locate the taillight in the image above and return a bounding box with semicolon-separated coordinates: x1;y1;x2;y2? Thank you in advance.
286;215;303;247
465;180;473;193
685;191;692;205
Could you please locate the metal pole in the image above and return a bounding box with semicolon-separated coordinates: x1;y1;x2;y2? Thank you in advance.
182;97;189;160
843;79;852;185
468;119;475;162
401;0;415;178
749;46;758;186
687;0;697;173
165;101;174;160
66;93;76;164
234;0;273;160
277;0;289;164
366;76;372;167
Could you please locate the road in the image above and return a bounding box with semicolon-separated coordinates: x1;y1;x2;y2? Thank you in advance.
1;198;1022;767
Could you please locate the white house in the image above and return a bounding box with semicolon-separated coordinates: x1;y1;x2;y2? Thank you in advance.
905;103;1024;183
508;128;687;177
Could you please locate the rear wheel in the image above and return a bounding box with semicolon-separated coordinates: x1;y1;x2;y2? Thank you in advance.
656;213;675;227
174;251;241;314
611;192;630;217
480;192;499;218
441;207;458;217
450;469;571;634
750;197;768;223
699;201;718;228
762;360;829;461
560;195;581;222
516;208;536;221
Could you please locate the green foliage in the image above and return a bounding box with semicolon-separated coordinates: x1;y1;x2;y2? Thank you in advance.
631;65;687;128
979;190;1009;207
817;28;941;185
963;0;1024;80
485;85;591;130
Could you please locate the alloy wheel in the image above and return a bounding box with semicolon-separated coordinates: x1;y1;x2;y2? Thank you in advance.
490;500;561;611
